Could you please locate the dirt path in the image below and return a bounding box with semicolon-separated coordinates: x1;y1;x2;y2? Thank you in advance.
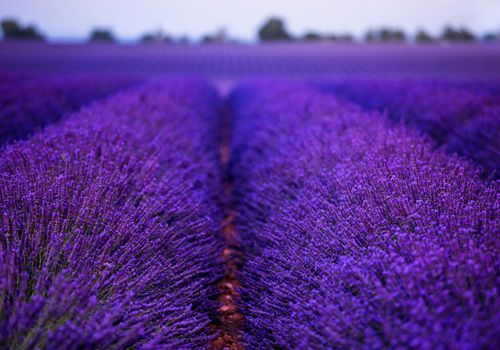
211;104;245;350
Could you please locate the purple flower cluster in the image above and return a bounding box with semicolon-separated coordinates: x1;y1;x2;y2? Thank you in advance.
230;81;500;349
0;74;139;146
0;79;224;349
319;80;500;177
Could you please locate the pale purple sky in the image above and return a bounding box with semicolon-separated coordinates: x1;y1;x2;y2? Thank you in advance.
0;0;499;41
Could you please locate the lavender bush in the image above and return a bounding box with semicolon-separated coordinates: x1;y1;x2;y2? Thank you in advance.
447;106;500;175
230;81;500;349
318;80;500;177
0;74;139;146
0;79;224;349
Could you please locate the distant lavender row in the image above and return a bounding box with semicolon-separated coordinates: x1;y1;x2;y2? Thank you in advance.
0;80;224;349
230;82;499;349
2;43;500;80
0;71;41;84
0;74;139;146
318;80;500;177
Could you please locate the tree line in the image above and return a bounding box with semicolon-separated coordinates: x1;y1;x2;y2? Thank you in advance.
1;17;499;44
258;17;498;43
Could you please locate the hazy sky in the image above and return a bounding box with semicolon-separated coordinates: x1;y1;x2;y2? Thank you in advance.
0;0;499;41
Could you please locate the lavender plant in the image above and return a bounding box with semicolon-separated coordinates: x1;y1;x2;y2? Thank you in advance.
230;81;500;349
0;74;139;146
0;79;224;349
318;80;500;177
447;106;500;176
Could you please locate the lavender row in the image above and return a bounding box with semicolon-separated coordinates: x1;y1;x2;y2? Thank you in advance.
0;74;139;146
2;43;500;80
318;80;500;177
0;80;224;349
0;71;41;85
230;82;499;349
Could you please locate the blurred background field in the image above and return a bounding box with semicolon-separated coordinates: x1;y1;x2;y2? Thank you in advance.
1;42;500;83
1;0;500;86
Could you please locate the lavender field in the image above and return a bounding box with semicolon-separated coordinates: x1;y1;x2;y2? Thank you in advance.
2;43;500;80
0;42;499;349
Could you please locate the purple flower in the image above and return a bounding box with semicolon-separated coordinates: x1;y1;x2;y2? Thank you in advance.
318;80;500;177
0;74;139;146
0;79;224;349
230;81;500;349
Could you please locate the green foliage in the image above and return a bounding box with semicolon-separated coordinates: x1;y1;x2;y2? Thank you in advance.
258;17;291;42
1;18;44;41
440;26;476;42
415;30;434;43
328;34;354;43
140;30;171;43
365;28;406;43
482;32;500;42
89;28;115;43
302;32;322;41
201;28;227;44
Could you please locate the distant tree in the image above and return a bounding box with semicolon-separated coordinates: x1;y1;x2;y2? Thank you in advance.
458;28;476;42
440;27;455;41
482;32;500;42
258;17;291;42
333;34;354;43
1;19;19;37
201;34;213;44
140;30;170;43
302;32;322;41
89;28;115;43
178;36;190;44
415;30;434;43
141;33;156;42
322;33;354;43
201;28;228;44
440;26;476;42
381;28;405;42
1;18;44;41
364;30;375;42
365;28;406;43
